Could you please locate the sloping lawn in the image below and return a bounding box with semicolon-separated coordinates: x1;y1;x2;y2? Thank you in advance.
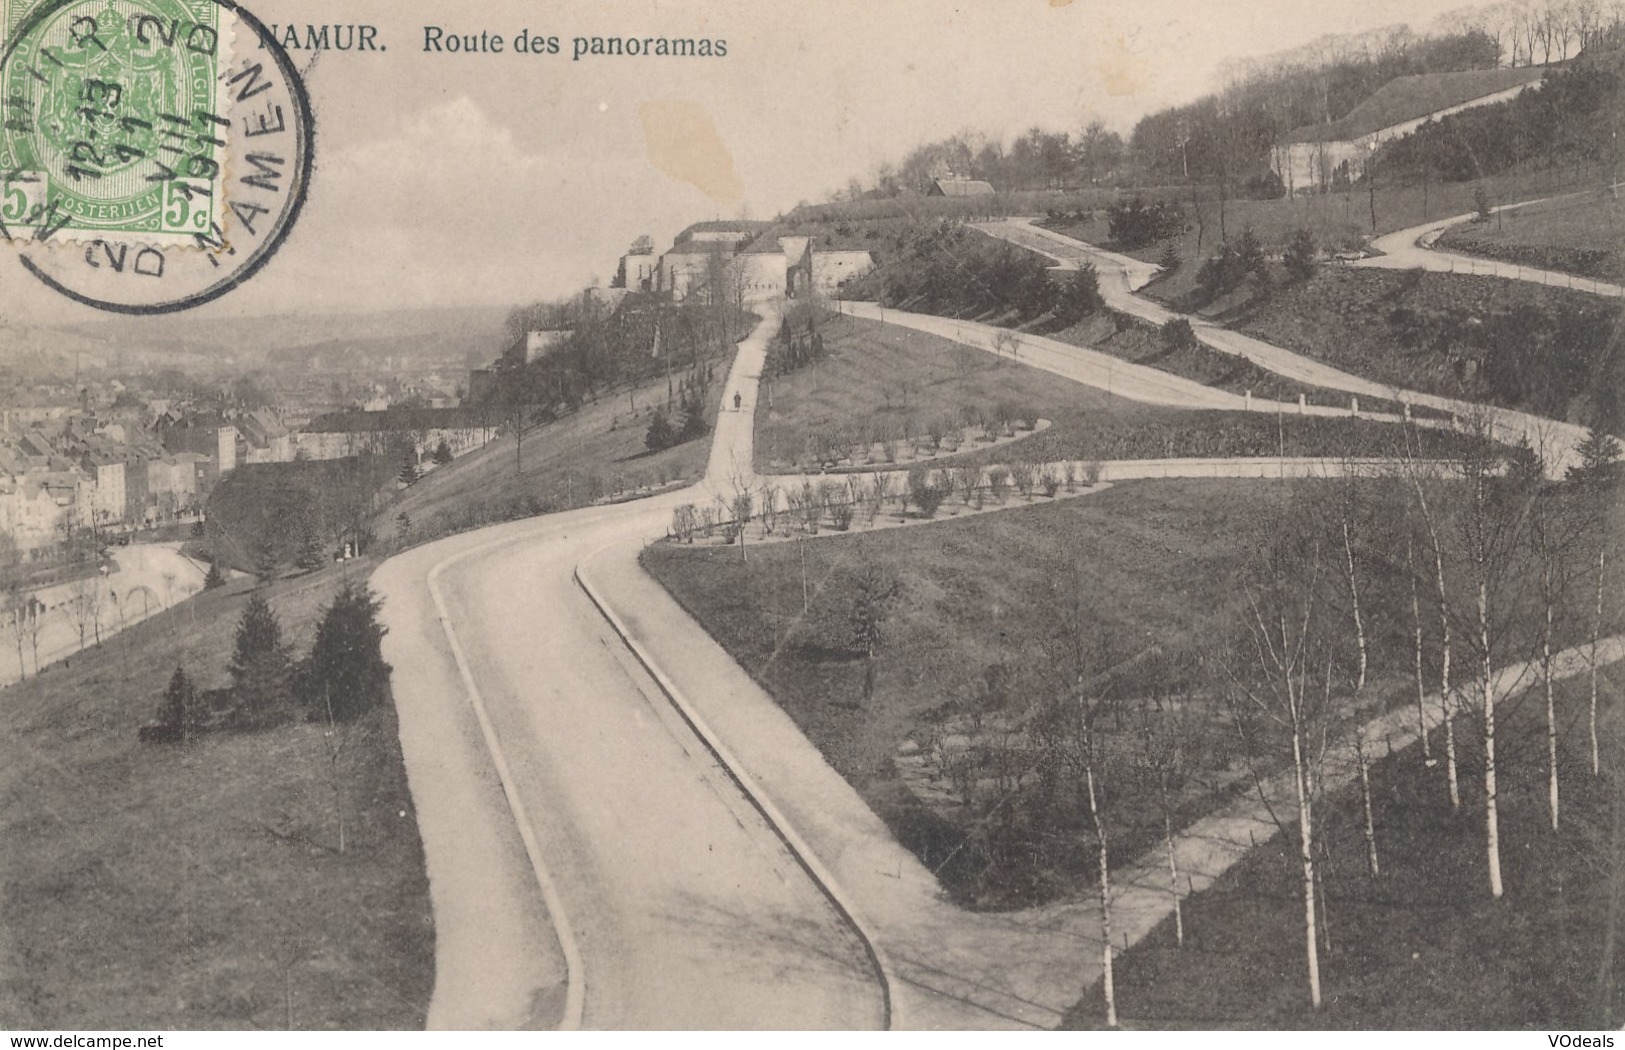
1066;669;1625;1030
0;563;433;1029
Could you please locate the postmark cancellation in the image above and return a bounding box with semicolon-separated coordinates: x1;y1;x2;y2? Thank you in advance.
0;0;311;312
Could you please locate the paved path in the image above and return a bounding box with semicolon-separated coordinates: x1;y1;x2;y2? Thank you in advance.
375;276;1617;1030
1;542;206;688
977;219;1591;474
1355;198;1625;299
581;504;1625;1028
842;301;1434;430
376;303;882;1030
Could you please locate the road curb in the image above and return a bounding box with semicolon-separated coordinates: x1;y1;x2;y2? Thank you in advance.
573;561;899;1031
424;538;587;1031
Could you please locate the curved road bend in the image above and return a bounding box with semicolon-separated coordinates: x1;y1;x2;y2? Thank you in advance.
1355;203;1625;298
977;218;1591;472
377;302;882;1030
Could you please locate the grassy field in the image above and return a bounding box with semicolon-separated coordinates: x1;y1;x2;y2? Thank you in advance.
646;481;1289;908
1065;668;1625;1030
647;471;1622;911
0;562;433;1029
755;312;1116;472
1439;189;1624;281
756;314;1469;473
382;350;735;550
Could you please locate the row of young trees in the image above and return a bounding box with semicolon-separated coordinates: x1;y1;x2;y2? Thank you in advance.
1048;423;1620;1022
746;417;1617;1016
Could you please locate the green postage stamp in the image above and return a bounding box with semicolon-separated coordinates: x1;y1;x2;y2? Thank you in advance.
0;0;228;243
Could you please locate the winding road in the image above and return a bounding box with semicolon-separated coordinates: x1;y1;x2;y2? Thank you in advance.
1355;197;1625;299
374;231;1621;1028
375;305;888;1030
977;218;1592;474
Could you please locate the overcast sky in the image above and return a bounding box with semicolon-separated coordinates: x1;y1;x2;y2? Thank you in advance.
1;0;1483;326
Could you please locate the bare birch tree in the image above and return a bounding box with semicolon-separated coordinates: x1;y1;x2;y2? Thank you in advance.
1456;423;1535;899
1526;464;1580;831
1229;529;1334;1009
66;577;100;653
1043;558;1125;1027
1134;690;1195;948
1406;436;1461;809
1328;472;1380;878
2;584;25;682
1568;427;1621;777
1405;532;1433;765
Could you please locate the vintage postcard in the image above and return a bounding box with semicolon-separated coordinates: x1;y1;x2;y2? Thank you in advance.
0;0;1621;1036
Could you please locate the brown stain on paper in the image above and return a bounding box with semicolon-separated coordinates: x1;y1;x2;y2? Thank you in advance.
1099;35;1147;97
638;101;744;203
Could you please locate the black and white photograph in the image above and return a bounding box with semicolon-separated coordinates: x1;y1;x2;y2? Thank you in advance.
0;0;1621;1035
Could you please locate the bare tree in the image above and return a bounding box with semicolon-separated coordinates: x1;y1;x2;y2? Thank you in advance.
728;486;754;563
847;560;901;708
1406;437;1461;809
1333;474;1381;877
1229;529;1334;1009
1456;423;1535;899
757;483;780;537
1134;691;1195;949
1405;533;1433;764
25;596;44;673
1526;461;1580;831
1569;428;1622;776
321;687;350;854
1039;558;1128;1026
66;576;100;653
3;588;25;682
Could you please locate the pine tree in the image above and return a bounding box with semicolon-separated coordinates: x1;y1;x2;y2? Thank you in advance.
158;665;198;738
203;558;226;589
296;518;327;572
645;410;675;452
1238;225;1266;275
304;582;392;722
254;539;279;587
1283;228;1319;283
229;593;294;727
